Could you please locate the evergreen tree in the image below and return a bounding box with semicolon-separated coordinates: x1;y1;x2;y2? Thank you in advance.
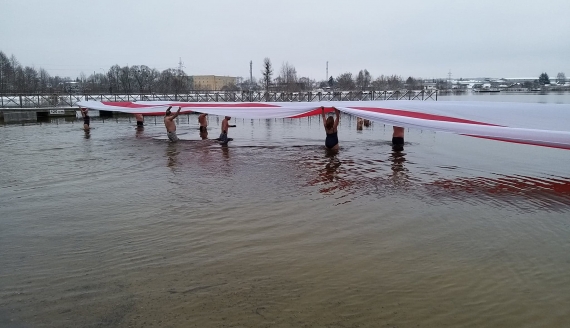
538;72;550;85
261;57;272;92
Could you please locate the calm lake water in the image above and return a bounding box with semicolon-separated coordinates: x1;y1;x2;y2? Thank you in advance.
1;93;570;327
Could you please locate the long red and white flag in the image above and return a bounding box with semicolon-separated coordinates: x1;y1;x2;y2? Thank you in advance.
77;100;570;150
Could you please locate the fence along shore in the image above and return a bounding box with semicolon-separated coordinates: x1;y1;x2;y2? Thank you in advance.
0;90;437;122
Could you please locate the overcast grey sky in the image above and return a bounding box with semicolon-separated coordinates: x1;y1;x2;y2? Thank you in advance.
1;0;569;81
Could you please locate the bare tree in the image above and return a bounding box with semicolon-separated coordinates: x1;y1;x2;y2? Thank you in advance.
49;75;63;93
356;69;371;90
128;65;155;93
0;51;11;94
157;68;188;94
143;68;160;94
298;77;315;91
387;75;403;90
13;66;25;93
9;55;23;93
173;65;188;94
107;65;121;93
130;65;144;93
371;75;386;91
24;66;39;93
38;68;50;93
557;72;566;84
119;66;132;93
336;72;355;90
279;62;298;92
157;69;174;94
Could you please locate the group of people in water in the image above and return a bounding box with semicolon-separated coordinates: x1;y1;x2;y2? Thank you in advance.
319;106;404;151
156;106;235;145
79;106;405;151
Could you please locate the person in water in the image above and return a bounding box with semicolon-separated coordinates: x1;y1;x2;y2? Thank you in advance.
392;126;405;151
134;113;144;128
198;113;208;132
217;116;232;145
198;113;208;139
164;106;181;142
321;106;340;151
80;107;90;131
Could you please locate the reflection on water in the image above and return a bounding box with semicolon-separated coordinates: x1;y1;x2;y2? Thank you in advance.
426;174;570;213
299;144;570;213
166;142;179;169
305;149;413;198
323;152;342;182
389;150;409;185
135;125;144;138
1;113;570;327
305;151;346;195
221;144;230;160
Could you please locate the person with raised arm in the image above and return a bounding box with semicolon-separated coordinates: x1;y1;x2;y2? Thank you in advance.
321;106;340;151
164;106;181;142
80;107;90;131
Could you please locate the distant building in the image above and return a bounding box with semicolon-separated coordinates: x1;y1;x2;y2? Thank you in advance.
61;81;81;93
192;75;237;91
422;81;437;90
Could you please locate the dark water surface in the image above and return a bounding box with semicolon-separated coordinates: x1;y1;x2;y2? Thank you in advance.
1;95;570;327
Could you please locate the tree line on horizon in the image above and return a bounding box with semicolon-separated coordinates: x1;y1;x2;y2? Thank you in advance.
0;51;566;95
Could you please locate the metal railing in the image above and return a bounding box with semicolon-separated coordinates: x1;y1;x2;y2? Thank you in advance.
1;90;437;108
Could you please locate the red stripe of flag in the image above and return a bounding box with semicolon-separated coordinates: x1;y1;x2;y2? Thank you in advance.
350;107;502;126
101;102;280;108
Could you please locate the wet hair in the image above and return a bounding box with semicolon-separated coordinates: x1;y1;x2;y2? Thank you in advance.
325;116;334;130
165;109;171;116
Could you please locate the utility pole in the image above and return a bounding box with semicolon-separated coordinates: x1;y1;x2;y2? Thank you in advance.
249;60;253;89
178;57;185;77
326;61;328;81
175;57;185;95
178;57;186;89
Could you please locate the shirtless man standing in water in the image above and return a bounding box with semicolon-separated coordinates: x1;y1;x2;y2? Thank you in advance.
218;116;232;145
392;126;405;151
198;113;208;132
134;113;144;129
198;113;208;139
164;106;181;142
